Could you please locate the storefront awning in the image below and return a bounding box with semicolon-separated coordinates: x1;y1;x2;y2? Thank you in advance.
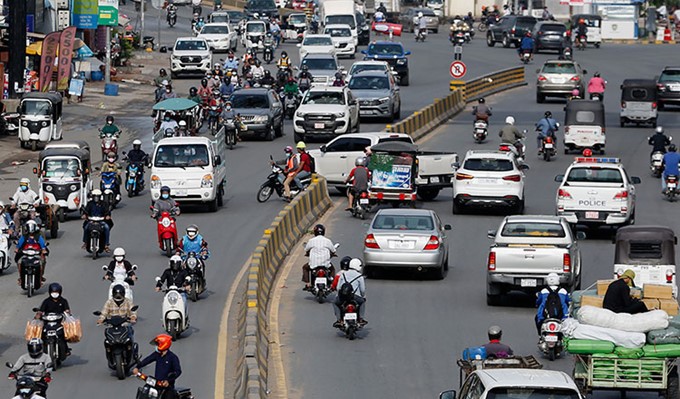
26;38;88;56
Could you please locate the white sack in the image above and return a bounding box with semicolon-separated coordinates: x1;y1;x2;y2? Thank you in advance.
571;321;646;348
577;305;669;333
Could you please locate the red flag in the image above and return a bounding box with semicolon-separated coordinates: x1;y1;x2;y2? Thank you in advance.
40;31;61;92
57;27;77;91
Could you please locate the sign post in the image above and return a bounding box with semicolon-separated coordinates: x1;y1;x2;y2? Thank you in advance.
449;61;467;79
151;0;163;49
98;0;118;84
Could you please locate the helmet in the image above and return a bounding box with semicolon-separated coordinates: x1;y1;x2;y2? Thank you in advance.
255;59;261;66
547;272;560;286
107;152;117;161
670;144;678;152
582;148;593;157
25;220;39;234
20;177;30;186
132;140;142;150
159;68;167;76
594;72;600;77
113;247;126;259
525;31;532;37
302;65;309;71
186;224;199;239
296;141;306;150
91;188;102;197
112;284;126;301
579;18;585;23
355;156;366;166
505;116;515;125
151;334;172;351
179;120;187;127
27;338;43;358
418;11;423;17
488;325;502;340
281;51;288;57
349;258;362;272
16;377;36;398
169;254;182;271
478;98;485;104
313;224;325;236
656;126;665;134
189;87;198;96
264;70;271;77
160;186;171;194
49;282;62;295
284;145;294;154
340;256;352;271
106;115;114;123
544;111;552;118
571;88;580;96
201;78;208;87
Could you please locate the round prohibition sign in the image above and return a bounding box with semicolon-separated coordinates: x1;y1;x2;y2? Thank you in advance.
450;61;467;79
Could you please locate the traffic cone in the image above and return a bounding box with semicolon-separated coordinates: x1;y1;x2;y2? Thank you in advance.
664;27;672;42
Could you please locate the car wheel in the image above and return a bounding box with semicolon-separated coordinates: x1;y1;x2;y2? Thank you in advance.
452;199;463;214
275;121;283;137
394;105;401;121
400;74;409;86
536;92;545;103
265;125;275;141
432;261;446;280
502;35;510;48
514;198;525;215
486;293;501;306
434;28;439;34
620;117;625;128
486;34;495;47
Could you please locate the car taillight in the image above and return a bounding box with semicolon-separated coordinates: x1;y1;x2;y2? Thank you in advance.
570;76;580;81
488;252;496;271
621;101;627;108
546;321;559;332
503;174;521;182
511;28;515;34
563;254;571;272
658;83;666;92
538;31;543;35
456;173;474;180
667;269;674;283
399;193;405;201
614;191;628;200
424;236;440;250
364;234;380;249
652;102;658;109
538;75;547;81
377;192;384;200
558;189;572;199
317;269;326;277
499;144;512;151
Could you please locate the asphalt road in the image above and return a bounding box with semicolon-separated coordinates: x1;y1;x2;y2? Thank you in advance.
278;43;680;399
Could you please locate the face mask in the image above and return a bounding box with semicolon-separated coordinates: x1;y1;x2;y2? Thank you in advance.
107;121;113;125
226;106;232;111
107;158;115;163
114;256;124;262
161;193;169;199
188;232;197;238
20;186;28;192
164;117;170;121
50;292;59;299
166;89;171;93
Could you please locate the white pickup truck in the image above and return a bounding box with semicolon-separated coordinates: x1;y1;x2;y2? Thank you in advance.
486;215;584;306
308;132;457;200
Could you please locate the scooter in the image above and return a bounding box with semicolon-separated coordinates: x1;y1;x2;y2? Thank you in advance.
100;171;121;209
540;136;557;162
85;216;107;260
499;136;526;162
335;300;362;340
156;279;190;340
473;120;488;143
182;251;207;302
103;265;136;302
134;372;193;399
207;105;221;134
263;43;274;64
256;157;312;203
32;308;67;369
451;30;465;46
224;116;243;150
284;92;298;119
124;161;144;197
0;229;11;272
6;363;50;398
561;47;572;61
93;307;140;380
651;151;665;178
520;49;532;64
166;5;177;27
153;210;178;258
304;242;339;303
99;129;120;159
415;27;428;42
19;245;44;297
351;189;370;220
538;318;564;361
665;175;679;202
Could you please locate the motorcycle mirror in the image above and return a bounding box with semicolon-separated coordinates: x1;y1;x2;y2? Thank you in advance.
519;163;530;171
131;305;139;311
93;311;102;316
149;206;154;211
320;145;327;153
155;276;161;282
439;390;457;399
269;155;274;160
102;265;108;271
334;243;341;249
132;264;138;270
444;224;452;231
32;307;40;312
5;362;13;368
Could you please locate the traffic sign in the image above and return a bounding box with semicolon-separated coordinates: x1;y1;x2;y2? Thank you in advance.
450;61;467;79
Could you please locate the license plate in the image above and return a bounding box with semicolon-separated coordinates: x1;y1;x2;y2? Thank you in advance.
475;129;486;134
47;330;57;336
478;178;497;184
585;211;599;219
314;277;326;286
545;334;558;342
544;143;554;149
314;123;325;129
521;278;537;287
670;84;680;92
360;110;372;115
359;198;369;204
552;78;566;84
175;189;188;196
430;176;439;183
390;240;414;249
669;182;677;189
344;312;357;321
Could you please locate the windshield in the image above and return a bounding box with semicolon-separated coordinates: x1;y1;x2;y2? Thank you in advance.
248;0;276;8
231;94;269;108
246;23;266;33
368;43;404;56
574;110;596;123
209;13;229;23
418;9;437;15
201;25;229;34
175;40;207;51
488;388;579;399
155;145;210;168
660;70;680;83
372;215;434;230
542;63;576;74
325;27;352;37
303;36;333;46
541;24;566;33
301;57;338;70
350;64;387;75
516;18;537;28
501;222;566;237
289;14;306;24
21;100;52;116
349;76;390;90
463;158;513;172
325;15;356;28
303;91;345;105
566;167;623;183
43;158;80;178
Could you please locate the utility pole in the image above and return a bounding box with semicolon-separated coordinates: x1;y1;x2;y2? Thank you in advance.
141;0;145;48
105;25;111;83
8;0;27;98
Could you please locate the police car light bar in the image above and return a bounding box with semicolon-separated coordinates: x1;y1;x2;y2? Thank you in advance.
574;157;620;164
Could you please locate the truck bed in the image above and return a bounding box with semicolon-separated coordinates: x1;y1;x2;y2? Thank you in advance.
492;243;569;275
415;151;457;190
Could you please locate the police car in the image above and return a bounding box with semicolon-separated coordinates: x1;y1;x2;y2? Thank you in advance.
554;157;641;226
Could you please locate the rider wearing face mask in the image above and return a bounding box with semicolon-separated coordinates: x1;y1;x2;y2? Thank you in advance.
100;115;121;137
11;178;40;230
104;247;137;283
151;186;180;220
161;84;178;101
132;334;182;398
179;225;210;260
100;151;122;201
97;284;137;341
8;338;52;398
156;255;191;315
158;112;179;135
223;51;239;71
81;189;113;252
35;283;72;358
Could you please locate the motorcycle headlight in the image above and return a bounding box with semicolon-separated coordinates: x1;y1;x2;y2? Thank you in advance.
161;218;171;228
378;97;390;104
296;111;304;118
187;258;197;269
168;291;180;305
22;121;28;127
41;121;48;127
70;184;78;192
201;174;213;188
44;185;53;192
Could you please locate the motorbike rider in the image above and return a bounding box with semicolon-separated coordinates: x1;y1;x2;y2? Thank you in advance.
332;258;367;327
15;220;47;282
574;18;588;45
293;142;312;191
271;145;299;201
161;84;178;101
298;64;313;84
535;111;559;153
176;120;190;137
649;126;672;157
100;115;121;137
158;112;179;135
156;255;191;315
104;247;137;283
263;32;276;51
97;284;137;341
483;325;514;358
35;283;72;358
471;97;492;123
662;144;680;193
302;224;337;290
499;116;525;158
331;71;345;87
251;59;265;81
223;51;239;71
166;2;177;22
331;256;352;288
219;101;242;141
283;76;300;98
344;156;370;211
587;72;606;100
151;186;180;219
535;273;569;334
374;7;386;22
517;31;535;60
277;51;291;70
198;78;212;103
101;151;122;200
153;69;171;89
132;334;182;399
178;225;210;260
261;70;276;87
126;139;149;171
415;11;428;36
219;76;236;97
206;71;220;89
11;377;45;399
187;87;202;104
8;339;52;398
11;178;40;230
463;11;474;28
270;19;281;46
0;200;15;236
81;189;112;252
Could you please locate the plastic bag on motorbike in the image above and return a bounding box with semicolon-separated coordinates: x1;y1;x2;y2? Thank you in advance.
24;319;44;341
63;314;82;343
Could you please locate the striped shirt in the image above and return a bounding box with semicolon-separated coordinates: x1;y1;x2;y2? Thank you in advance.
305;235;336;268
98;298;137;323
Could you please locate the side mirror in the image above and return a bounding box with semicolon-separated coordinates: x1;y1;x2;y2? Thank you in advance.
5;362;13;368
32;307;40;312
576;231;587;240
320;145;327;153
296;43;302;47
33;167;38;174
132;264;138;270
404;50;411;56
440;390;457;399
452;162;460;169
444;224;452;230
349;99;357;106
102;265;108;271
554;174;564;182
487;229;497;239
631;176;641;184
131;305;139;311
93;311;102;316
620;84;624;90
155;276;161;282
582;69;588;74
519;163;530;171
214;155;222;165
535;68;540;74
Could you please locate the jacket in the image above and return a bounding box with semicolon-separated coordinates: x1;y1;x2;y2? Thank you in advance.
157;268;190;288
180;234;209;258
536;286;570;323
152;198;179;217
603;278;643;313
499;125;524;143
105;259;136;276
483;340;514;358
11;188;39;206
536;117;558;137
10;353;52;378
649;134;671;152
126;149;148;164
520;37;535;50
101;124;120;136
587;77;606;94
137;351;182;387
98;298;137;323
663;152;680;176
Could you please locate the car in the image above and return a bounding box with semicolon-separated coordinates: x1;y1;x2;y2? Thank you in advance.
170;37;212;78
532;21;567;53
399;8;439;33
323;24;356;58
297;34;336;59
486;15;537;48
291;0;306;9
536;60;587;103
361;41;411;86
299;53;342;86
197;23;238;52
293;86;360;142
362;208;451;279
656;66;680;110
244;0;278;19
346;60;396;83
440;369;581;399
229;88;284;141
348;71;401;121
208;10;247;32
554;156;640;227
452;150;527;214
356;11;371;45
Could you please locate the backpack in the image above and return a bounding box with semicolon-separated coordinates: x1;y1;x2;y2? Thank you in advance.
306;152;316;174
544;287;564;320
338;274;360;302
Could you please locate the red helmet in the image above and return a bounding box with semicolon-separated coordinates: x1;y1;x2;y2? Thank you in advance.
151;334;172;351
582;148;593;157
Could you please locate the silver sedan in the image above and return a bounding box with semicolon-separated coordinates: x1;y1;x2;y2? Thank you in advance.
362;208;451;279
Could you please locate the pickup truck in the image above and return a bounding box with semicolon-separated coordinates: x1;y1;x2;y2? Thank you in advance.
486;215;583;306
307;132;457;200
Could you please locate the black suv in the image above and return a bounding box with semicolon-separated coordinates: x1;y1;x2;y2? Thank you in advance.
230;88;284;141
486;15;537;48
532;21;567;52
657;67;680;110
244;0;278;19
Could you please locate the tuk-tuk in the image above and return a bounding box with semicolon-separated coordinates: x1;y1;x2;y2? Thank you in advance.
18;92;63;151
571;14;602;48
564;99;605;154
620;79;658;128
35;141;92;221
283;13;307;42
152;98;203;143
367;141;418;208
613;225;677;298
241;20;268;51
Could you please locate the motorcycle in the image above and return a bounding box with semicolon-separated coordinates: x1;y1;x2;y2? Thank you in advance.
263;43;274;64
124;161;144;197
304;242;339;303
520;49;532;64
576;34;587;50
85;215;107;260
156;280;190;340
93;308;139;380
540;136;557;162
335;300;362;340
0;229;11;272
284;92;298;119
561;47;572;61
665;175;679;202
192;3;202;16
134;372;193;399
207;105;221;134
451;30;465;46
538;318;564;361
183;251;207;302
99;129;120;159
15;203;42;235
651;151;665;178
19;245;44;297
590;92;603;102
153;209;179;257
224;116;243;150
473;119;488;143
32;308;67;369
166;5;177;27
6;363;50;398
103;265;136;302
350;189;370;220
101;171;121;209
499;136;526;161
2;111;19;135
415;27;428;42
256;158;312;203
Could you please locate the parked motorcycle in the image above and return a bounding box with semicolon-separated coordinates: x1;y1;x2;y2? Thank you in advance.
256;157;312;203
182;251;207;302
166;5;177;27
85;215;107;260
540;136;557;162
32;308;67;369
93;308;139;380
538;318;564;361
134;372;193;399
665;175;679;202
473;119;488;143
335;300;362;340
651;151;665;178
99;129;120;159
153;210;178;257
100;171;121;209
19;245;44;297
0;229;11;273
156;280;189;340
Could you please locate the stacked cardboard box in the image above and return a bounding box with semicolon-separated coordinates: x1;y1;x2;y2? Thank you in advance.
643;284;678;316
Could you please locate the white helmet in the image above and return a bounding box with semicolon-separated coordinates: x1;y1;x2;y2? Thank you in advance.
179;120;187;127
20;177;31;185
547;272;560;286
355;156;366;166
133;139;142;146
349;258;363;272
418;11;423;17
91;188;102;197
113;247;126;257
505;116;515;125
26;220;39;234
656;126;665;134
161;80;169;86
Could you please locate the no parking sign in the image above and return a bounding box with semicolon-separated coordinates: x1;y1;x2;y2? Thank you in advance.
450;61;467;79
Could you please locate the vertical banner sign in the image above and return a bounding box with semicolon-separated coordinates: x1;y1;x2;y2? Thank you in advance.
72;0;99;29
57;26;77;91
98;0;119;26
40;31;62;92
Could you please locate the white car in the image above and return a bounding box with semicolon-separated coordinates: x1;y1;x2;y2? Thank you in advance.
170;37;212;78
197;23;238;52
346;60;397;83
297;34;336;59
452;150;527;214
293;86;360;142
323;24;356;58
554;157;640;227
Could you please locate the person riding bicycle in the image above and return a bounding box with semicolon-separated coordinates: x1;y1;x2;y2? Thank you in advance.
518;32;535;60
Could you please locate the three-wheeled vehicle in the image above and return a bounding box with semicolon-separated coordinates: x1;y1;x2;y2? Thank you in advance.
34;141;92;222
152;98;203;141
564;99;605;154
612;225;677;298
241;20;267;51
283;13;307;42
620;79;658;128
18;92;63;151
571;14;602;48
367;141;418;208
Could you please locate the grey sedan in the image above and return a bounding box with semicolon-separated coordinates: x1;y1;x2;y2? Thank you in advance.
348;71;401;121
363;209;451;279
399;8;439;33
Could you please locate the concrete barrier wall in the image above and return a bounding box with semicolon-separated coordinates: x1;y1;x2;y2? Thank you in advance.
234;177;332;399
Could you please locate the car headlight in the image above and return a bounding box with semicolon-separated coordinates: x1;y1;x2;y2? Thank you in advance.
296;111;304;118
167;291;180;305
151;175;161;189
44;185;53;192
396;58;407;65
335;112;346;117
252;115;269;123
201;174;213;188
378;97;390;104
70;184;78;192
22;121;28;127
41;121;48;127
202;54;210;59
171;55;180;61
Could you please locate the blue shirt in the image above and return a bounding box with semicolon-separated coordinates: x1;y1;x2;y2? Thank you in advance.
84;201;110;217
137;350;182;387
223;59;239;70
536;117;558;136
520;37;535;50
663;152;680;176
536;287;570;323
181;234;210;259
17;235;46;250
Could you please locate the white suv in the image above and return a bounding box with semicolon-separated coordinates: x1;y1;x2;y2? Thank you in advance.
452;150;527;214
293;86;359;142
170;37;212;78
323;24;357;58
